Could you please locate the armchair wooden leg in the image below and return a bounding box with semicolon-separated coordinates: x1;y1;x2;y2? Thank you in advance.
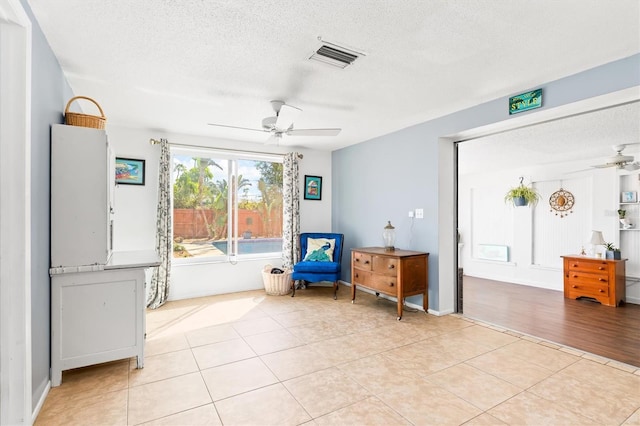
291;279;296;297
333;281;338;300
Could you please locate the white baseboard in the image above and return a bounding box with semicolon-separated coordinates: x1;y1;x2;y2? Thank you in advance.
625;296;639;305
32;380;50;424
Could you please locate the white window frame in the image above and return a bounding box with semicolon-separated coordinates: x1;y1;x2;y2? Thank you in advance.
170;146;283;265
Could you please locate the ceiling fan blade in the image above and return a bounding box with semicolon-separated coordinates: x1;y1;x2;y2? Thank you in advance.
287;128;342;137
208;123;269;134
275;104;302;131
591;164;616;169
623;163;640;171
264;134;282;145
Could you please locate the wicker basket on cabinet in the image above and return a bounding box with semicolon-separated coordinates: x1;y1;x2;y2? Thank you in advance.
64;96;106;129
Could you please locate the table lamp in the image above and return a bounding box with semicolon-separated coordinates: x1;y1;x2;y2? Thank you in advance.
589;230;605;257
383;221;396;251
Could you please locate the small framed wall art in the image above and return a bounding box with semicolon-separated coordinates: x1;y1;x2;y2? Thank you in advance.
304;175;322;200
115;157;145;185
621;191;637;203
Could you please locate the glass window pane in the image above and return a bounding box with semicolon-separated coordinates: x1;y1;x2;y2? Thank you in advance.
172;154;229;259
237;159;283;255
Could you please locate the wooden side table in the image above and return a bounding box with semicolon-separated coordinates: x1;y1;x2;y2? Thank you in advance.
351;247;429;319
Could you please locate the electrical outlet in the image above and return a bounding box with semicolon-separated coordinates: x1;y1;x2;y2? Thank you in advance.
415;208;424;219
408;211;414;218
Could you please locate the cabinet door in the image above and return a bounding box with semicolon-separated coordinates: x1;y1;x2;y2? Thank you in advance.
51;268;146;385
51;125;109;267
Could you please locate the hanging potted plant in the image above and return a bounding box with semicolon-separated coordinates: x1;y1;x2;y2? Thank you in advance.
504;178;540;207
604;242;622;260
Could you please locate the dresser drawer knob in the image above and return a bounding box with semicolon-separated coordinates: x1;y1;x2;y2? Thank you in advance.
388;264;395;269
572;285;577;288
364;260;370;264
389;282;394;287
572;263;578;267
599;278;605;282
355;273;359;278
599;289;604;293
598;267;604;270
573;275;578;278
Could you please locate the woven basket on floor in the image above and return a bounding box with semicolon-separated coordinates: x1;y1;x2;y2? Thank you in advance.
261;265;292;296
64;96;106;129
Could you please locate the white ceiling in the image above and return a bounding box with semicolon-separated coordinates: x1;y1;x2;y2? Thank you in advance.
28;0;639;151
459;101;640;174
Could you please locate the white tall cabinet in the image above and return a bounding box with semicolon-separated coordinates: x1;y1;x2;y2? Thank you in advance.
50;124;159;387
51;124;114;268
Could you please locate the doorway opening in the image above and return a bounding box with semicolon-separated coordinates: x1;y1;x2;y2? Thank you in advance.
451;95;640;366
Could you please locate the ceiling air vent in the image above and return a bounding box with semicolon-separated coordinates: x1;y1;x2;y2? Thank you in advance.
309;38;365;69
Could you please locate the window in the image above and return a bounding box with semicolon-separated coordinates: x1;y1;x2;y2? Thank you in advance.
171;147;283;262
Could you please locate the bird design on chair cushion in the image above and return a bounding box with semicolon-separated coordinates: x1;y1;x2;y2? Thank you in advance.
305;242;332;262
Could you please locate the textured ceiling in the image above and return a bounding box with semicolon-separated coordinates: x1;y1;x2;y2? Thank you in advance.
459;101;640;174
28;0;640;151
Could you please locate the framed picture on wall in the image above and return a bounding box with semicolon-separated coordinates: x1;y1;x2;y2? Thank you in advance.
115;157;145;185
304;175;322;200
621;191;637;203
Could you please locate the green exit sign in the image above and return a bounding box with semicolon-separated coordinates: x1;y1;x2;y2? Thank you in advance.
509;89;542;115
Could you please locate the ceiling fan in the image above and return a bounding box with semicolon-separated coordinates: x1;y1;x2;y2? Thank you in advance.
208;100;341;144
591;144;640;171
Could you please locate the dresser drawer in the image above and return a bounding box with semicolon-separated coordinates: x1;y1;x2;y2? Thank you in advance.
567;282;609;299
368;273;397;295
352;269;396;295
372;256;398;276
567;259;609;274
353;252;373;271
352;269;371;286
567;272;609;287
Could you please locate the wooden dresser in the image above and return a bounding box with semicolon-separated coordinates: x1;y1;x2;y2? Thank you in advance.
561;255;626;307
351;247;429;319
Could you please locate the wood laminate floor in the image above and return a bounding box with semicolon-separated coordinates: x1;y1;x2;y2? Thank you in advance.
462;275;640;367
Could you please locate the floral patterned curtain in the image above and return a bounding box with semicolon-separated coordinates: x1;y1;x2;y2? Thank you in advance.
282;152;301;269
147;138;172;309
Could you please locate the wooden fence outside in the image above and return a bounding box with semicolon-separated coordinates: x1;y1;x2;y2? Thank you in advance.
173;208;282;239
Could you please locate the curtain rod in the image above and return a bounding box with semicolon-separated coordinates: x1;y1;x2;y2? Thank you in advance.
148;138;303;159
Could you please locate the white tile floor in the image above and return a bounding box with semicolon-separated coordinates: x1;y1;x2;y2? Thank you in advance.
36;285;640;425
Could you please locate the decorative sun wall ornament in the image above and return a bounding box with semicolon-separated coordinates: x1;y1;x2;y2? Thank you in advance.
549;187;575;218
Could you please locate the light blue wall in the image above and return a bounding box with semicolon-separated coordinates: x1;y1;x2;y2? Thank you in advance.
332;53;640;312
21;0;74;410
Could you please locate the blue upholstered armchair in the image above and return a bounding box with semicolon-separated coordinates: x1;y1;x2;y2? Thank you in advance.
291;233;344;299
